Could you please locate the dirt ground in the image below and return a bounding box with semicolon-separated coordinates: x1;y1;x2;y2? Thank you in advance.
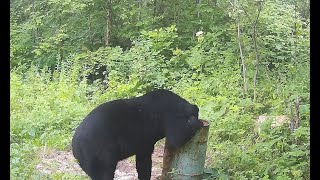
36;140;165;180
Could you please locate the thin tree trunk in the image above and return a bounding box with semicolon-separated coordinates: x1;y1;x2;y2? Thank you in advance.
105;0;112;46
237;19;248;94
59;45;64;62
290;96;301;144
59;15;64;62
253;5;262;102
252;26;259;101
89;15;93;50
197;0;201;18
31;0;38;48
138;0;141;22
194;0;201;35
237;1;263;100
173;2;177;24
292;0;298;64
138;0;143;32
153;0;157;17
294;97;301;130
233;0;247;94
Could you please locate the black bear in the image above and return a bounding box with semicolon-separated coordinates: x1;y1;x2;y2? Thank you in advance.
72;89;203;180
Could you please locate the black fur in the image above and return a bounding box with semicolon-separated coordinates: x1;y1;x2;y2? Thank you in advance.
72;89;203;180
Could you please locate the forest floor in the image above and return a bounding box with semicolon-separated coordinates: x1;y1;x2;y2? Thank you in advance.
35;140;165;180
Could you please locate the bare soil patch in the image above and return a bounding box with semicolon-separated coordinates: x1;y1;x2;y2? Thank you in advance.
36;140;165;180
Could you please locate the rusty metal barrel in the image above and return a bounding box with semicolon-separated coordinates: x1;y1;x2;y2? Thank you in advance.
161;119;210;180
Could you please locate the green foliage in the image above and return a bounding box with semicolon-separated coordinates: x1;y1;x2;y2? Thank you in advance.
141;25;179;58
10;142;38;179
11;65;90;178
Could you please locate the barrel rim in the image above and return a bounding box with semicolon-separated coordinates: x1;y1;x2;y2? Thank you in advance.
199;119;209;127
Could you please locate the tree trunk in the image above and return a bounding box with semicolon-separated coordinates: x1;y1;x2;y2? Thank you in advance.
138;0;141;21
197;0;201;18
153;0;157;17
89;15;93;50
237;19;248;94
196;0;202;33
59;15;64;62
105;0;112;46
253;4;262;102
31;0;37;48
233;0;248;94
